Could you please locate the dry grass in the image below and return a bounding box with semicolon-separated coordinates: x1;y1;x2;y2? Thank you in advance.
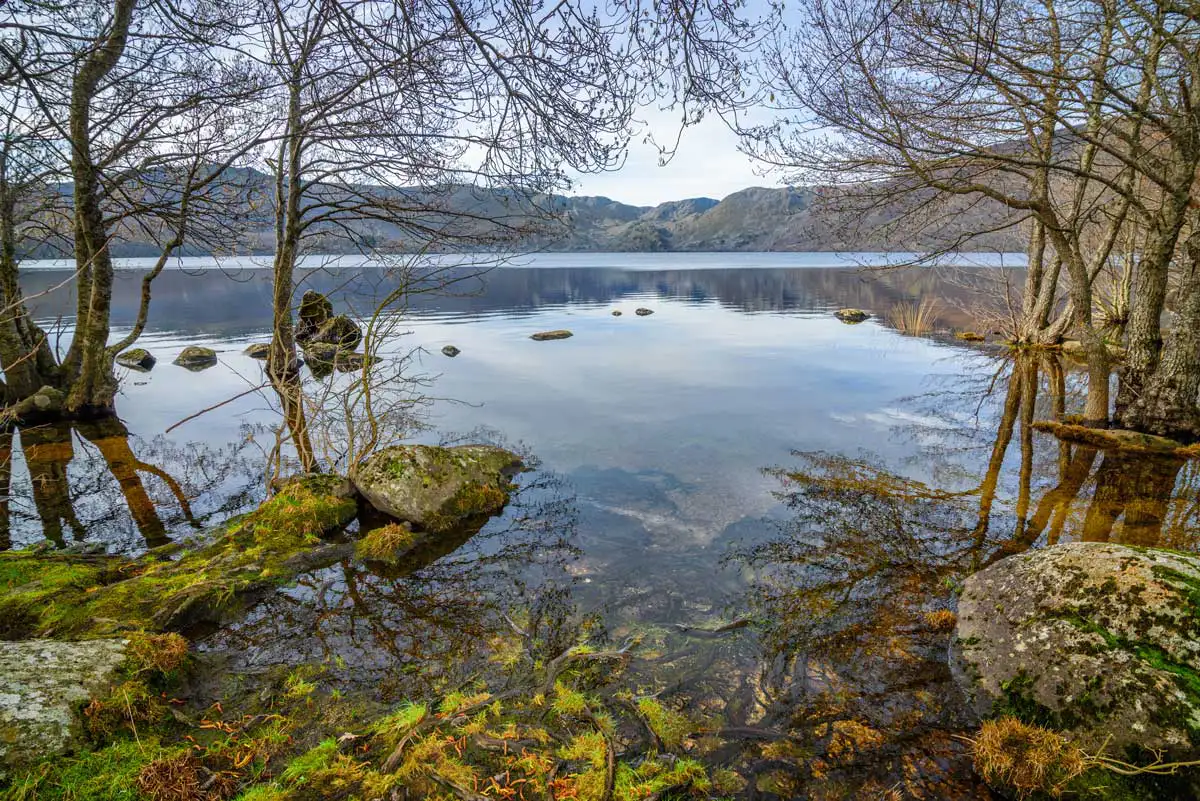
127;632;190;674
888;299;939;336
970;717;1087;798
922;609;958;632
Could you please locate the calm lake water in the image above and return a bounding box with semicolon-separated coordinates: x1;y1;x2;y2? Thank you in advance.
8;252;1195;798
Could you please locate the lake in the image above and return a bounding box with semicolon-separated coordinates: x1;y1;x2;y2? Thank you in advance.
7;252;1195;798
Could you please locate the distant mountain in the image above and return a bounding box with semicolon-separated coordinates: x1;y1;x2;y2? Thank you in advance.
40;169;1028;257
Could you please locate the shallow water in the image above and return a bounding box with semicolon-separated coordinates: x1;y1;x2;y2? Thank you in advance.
7;253;1197;798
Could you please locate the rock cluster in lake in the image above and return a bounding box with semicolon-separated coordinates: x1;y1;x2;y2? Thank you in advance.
293;289;371;375
953;542;1200;762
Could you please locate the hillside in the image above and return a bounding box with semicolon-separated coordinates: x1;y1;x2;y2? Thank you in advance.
45;170;1028;257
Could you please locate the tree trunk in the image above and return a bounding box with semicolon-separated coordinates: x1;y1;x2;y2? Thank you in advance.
58;0;137;416
1117;228;1200;441
268;83;317;472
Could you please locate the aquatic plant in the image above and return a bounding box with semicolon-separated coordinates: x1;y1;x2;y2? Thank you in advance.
887;299;939;336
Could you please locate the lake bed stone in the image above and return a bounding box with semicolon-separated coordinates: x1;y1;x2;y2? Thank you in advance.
244;343;271;359
442;345;461;357
530;330;573;341
173;345;217;369
834;308;870;323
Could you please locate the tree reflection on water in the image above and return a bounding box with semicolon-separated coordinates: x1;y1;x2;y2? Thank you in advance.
0;418;264;552
725;352;1200;798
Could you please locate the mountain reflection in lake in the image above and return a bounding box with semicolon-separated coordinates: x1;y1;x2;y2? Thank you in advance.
6;256;1199;798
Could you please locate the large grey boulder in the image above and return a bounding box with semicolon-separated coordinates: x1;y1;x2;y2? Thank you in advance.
0;639;128;773
953;542;1200;761
353;445;522;532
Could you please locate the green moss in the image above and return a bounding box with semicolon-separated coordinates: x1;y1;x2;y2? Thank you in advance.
2;737;182;801
636;697;693;749
0;475;356;638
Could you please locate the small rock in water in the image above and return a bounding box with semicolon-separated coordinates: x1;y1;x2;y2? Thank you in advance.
530;330;573;341
611;310;622;316
244;342;271;359
954;331;986;342
442;345;461;357
834;308;870;323
173;345;217;370
635;308;654;316
116;348;155;371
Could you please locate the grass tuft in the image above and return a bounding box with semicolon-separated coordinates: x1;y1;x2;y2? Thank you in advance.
888;298;939;336
970;717;1087;797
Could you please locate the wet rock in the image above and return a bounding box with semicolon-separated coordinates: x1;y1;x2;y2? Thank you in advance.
173;345;217;370
297;289;334;342
530;330;573;341
952;542;1200;761
834;308;870;323
635;308;654;316
310;314;362;351
612;310;622;317
954;331;986;342
116;348;155;371
442;345;461;357
334;352;379;373
353;444;523;532
244;343;271;359
0;638;128;773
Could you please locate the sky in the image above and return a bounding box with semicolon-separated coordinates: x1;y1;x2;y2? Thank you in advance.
569;108;779;207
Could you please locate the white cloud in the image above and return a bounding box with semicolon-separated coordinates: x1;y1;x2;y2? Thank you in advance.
568;109;776;207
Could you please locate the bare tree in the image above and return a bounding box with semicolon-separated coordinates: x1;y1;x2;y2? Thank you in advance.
0;0;266;419
750;0;1200;437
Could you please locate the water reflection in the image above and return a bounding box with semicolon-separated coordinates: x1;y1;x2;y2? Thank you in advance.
200;459;583;701
720;352;1200;797
0;419;264;552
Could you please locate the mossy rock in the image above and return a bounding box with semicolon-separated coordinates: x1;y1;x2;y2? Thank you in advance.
634;308;654;316
530;330;573;341
353;444;523;533
834;308;870;323
296;290;333;343
442;345;461;357
952;542;1200;762
115;348;155;371
244;343;272;359
173;345;217;370
310;315;362;351
955;331;986;342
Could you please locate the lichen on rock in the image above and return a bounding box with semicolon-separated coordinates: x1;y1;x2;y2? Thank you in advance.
0;638;129;774
353;444;522;532
952;542;1200;762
